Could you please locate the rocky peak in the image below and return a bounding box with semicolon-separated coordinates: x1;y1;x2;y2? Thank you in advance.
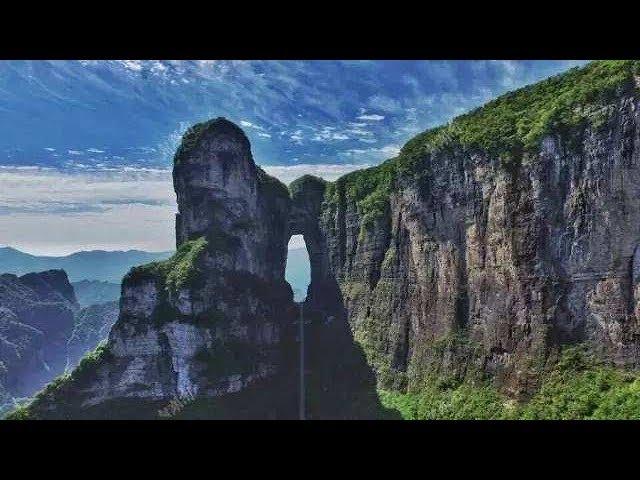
19;269;78;307
12;116;385;419
173;117;256;246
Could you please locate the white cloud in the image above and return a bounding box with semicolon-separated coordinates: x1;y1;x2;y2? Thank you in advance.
331;133;349;140
368;95;402;113
240;120;266;131
257;132;272;138
67;150;83;155
0;167;175;255
310;125;352;142
357;113;385;121
120;60;143;72
346;127;374;136
87;148;105;153
261;163;369;185
289;130;304;144
44;147;56;152
288;234;306;250
342;143;400;160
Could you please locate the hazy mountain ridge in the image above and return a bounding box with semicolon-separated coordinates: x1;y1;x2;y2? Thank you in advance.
0;247;173;283
72;280;121;307
67;301;119;368
285;247;310;302
0;271;120;415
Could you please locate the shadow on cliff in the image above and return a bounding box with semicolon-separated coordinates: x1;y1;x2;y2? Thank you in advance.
172;280;401;420
295;279;401;420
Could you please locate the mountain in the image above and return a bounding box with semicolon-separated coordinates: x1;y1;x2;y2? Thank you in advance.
11;61;640;420
0;271;120;416
10;118;387;419
0;247;172;283
72;280;121;307
0;270;78;403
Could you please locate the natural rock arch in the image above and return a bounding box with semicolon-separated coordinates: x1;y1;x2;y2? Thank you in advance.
16;118;391;419
288;175;344;317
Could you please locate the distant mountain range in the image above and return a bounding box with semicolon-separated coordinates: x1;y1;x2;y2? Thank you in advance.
0;247;172;283
0;245;311;297
72;280;121;307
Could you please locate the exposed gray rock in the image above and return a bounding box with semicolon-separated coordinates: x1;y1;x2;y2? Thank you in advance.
0;270;78;398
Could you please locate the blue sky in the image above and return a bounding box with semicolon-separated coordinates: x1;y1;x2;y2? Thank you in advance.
0;60;588;255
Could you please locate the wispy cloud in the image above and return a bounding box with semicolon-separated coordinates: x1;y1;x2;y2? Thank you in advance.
342;144;401;160
357;113;385;121
0;167;175;255
0;163;370;255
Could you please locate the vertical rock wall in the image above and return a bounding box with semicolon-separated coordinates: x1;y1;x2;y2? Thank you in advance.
314;92;640;397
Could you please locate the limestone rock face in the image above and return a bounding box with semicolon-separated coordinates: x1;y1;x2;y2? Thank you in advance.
0;270;78;398
311;84;640;397
35;119;295;418
67;301;119;368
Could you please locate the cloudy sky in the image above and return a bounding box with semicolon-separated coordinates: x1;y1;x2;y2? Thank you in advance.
0;60;587;255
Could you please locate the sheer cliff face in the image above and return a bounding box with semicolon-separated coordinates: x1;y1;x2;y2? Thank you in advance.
85;119;295;415
173;120;290;281
313;74;640;397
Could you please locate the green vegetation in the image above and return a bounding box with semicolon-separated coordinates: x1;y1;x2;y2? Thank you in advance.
401;60;639;162
4;341;113;420
519;345;640;420
323;61;640;233
379;345;640;420
126;237;208;295
289;174;327;200
324;159;397;238
257;166;290;200
73;340;112;378
379;384;513;420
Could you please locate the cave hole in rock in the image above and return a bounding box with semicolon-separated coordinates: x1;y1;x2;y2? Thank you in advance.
285;234;311;302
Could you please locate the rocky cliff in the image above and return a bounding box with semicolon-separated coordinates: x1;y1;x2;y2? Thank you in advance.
15;118;384;419
312;60;640;398
13;60;640;419
0;270;78;400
